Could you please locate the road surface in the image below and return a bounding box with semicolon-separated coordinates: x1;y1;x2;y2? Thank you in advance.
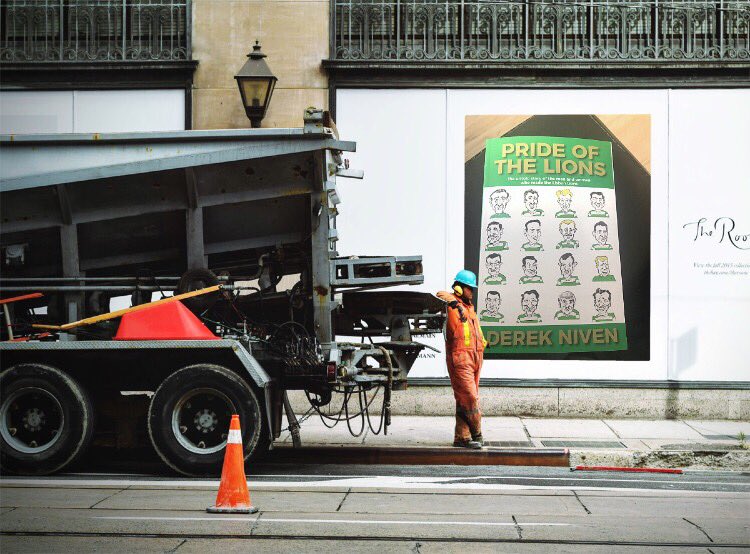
2;465;749;552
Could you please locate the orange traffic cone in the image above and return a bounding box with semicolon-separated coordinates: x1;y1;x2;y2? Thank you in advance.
206;414;258;514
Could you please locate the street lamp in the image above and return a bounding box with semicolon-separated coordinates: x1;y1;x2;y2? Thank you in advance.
234;41;277;128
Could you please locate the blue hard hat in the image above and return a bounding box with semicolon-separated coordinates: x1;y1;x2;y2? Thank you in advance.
454;269;477;288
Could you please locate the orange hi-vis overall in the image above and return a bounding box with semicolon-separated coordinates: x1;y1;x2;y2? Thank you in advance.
437;291;487;442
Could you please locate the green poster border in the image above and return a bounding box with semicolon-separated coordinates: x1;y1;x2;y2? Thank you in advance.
478;134;627;355
482;323;628;354
483;136;615;190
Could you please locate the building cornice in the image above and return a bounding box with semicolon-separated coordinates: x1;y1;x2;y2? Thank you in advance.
324;60;750;88
0;61;199;90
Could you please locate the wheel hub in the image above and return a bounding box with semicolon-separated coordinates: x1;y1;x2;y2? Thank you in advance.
171;388;234;455
23;408;45;432
194;409;217;433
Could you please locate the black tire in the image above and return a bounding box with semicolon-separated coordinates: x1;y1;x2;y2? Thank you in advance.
0;364;94;475
177;268;220;314
148;364;269;476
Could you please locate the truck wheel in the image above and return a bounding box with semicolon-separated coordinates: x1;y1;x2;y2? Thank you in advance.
0;364;94;475
148;364;268;476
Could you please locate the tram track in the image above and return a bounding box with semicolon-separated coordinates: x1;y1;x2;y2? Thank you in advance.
2;529;747;549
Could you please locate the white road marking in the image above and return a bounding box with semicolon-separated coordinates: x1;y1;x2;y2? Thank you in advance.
2;475;748;494
252;475;750;487
93;515;572;527
52;473;750;486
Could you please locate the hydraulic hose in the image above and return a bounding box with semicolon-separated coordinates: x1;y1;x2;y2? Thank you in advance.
377;346;393;436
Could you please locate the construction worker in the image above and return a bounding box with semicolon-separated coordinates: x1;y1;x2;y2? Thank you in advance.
437;270;487;449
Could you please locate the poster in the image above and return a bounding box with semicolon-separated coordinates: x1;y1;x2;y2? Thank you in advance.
476;135;628;354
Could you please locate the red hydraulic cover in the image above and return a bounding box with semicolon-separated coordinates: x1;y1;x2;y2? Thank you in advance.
114;300;219;341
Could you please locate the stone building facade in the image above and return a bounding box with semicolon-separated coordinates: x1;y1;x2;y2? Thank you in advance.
191;0;329;129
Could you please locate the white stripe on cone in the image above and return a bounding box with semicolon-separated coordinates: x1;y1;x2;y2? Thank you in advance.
227;429;242;444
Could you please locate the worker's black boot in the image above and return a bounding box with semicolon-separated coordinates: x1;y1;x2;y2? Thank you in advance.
453;438;482;449
472;433;484;447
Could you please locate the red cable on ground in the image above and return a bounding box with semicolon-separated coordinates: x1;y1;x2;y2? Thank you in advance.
573;465;683;474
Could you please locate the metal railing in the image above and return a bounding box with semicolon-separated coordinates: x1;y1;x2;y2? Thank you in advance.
0;0;190;62
332;0;750;61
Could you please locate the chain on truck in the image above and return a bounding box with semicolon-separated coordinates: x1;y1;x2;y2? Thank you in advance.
0;110;445;476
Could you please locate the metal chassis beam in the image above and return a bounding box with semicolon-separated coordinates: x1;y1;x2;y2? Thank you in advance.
0;339;272;388
310;150;336;353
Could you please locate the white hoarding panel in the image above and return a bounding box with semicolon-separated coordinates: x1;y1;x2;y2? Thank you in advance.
335;90;449;377
0;89;185;135
0;91;74;134
668;89;750;382
73;90;185;132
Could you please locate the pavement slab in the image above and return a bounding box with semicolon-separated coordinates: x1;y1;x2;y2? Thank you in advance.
617;438;651;450
604;420;705;440
639;438;740;449
338;491;587;516
514;515;710;544
248;511;522;541
280;416;370;445
365;416;530;444
481;429;532;442
0;536;186;553
684;421;750;438
0;507;261;536
477;416;525;428
681;515;750;544
576;495;750;519
522;418;618;439
0;487;121;509
362;416;455;446
90;488;347;513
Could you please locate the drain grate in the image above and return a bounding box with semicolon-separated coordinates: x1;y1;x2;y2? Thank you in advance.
541;440;625;448
485;440;535;448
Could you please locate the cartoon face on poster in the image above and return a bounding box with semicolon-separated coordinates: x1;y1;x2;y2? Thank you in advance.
476;135;628;353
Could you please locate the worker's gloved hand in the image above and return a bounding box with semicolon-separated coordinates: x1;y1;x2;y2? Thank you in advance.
438;291;467;321
436;290;454;304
